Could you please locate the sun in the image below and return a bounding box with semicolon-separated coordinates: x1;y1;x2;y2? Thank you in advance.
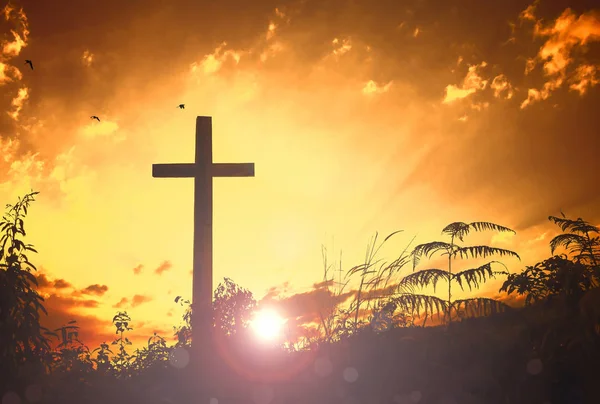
251;309;286;341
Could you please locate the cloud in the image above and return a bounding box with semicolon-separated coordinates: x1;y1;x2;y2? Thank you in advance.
331;37;352;57
52;278;71;289
44;294;99;309
519;1;538;22
0;61;22;85
312;279;334;289
260;284;355;325
362;80;393;95
1;3;29;57
490;74;514;99
82;50;93;66
113;294;153;309
34;272;52;288
7;86;28;120
569;64;599;95
131;294;152;307
154;260;172;275
80;284;109;296
192;42;243;76
80;119;120;139
113;297;128;309
520;7;600;108
31;270;112;349
443;62;488;104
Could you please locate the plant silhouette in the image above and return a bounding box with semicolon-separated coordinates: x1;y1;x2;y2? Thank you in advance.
0;191;52;392
405;221;520;324
213;277;257;337
547;214;599;277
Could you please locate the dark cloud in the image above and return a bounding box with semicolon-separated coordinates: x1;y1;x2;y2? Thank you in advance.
44;294;99;309
52;278;71;289
1;0;596;225
33;271;73;292
33;272;52;288
113;294;153;309
312;279;334;289
80;283;108;296
132;264;143;275
113;297;128;309
154;260;172;275
37;290;109;348
260;286;355;326
131;294;152;307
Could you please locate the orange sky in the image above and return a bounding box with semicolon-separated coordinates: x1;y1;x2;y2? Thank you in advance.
0;0;599;349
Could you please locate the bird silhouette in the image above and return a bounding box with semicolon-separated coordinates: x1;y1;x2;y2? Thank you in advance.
25;60;33;70
177;104;185;109
90;116;100;122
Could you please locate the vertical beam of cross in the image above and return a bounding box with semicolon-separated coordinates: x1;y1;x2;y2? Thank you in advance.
152;116;255;381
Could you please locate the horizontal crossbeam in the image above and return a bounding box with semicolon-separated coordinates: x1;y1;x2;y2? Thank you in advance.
152;163;255;178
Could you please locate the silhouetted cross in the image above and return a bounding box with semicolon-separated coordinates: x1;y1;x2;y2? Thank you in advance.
152;116;254;375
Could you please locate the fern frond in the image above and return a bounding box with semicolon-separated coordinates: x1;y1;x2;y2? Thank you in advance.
548;216;600;235
456;245;520;261
453;297;511;318
397;269;450;294
468;222;516;235
391;293;448;319
453;261;506;291
441;222;471;241
412;242;453;269
442;221;516;241
549;233;588;255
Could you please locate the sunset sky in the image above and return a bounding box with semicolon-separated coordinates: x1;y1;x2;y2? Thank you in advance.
0;0;598;349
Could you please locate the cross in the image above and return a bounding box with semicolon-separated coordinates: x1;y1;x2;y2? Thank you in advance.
152;116;254;383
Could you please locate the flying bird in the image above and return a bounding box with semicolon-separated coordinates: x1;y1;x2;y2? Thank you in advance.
177;104;185;109
90;116;100;122
25;60;33;70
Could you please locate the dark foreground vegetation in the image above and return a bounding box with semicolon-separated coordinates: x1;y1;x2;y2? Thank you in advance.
1;191;599;403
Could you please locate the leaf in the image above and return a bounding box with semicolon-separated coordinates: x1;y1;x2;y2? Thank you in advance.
453;297;511;318
453;262;504;291
383;229;404;243
549;233;588;255
441;222;471;242
548;216;599;235
442;221;515;242
411;242;453;269
391;293;448;319
398;269;450;293
456;245;520;261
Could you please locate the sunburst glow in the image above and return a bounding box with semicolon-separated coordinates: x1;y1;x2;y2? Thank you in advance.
251;309;286;341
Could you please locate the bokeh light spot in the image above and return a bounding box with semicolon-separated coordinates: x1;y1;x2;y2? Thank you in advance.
343;366;359;383
1;392;20;404
526;358;543;375
169;347;190;369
